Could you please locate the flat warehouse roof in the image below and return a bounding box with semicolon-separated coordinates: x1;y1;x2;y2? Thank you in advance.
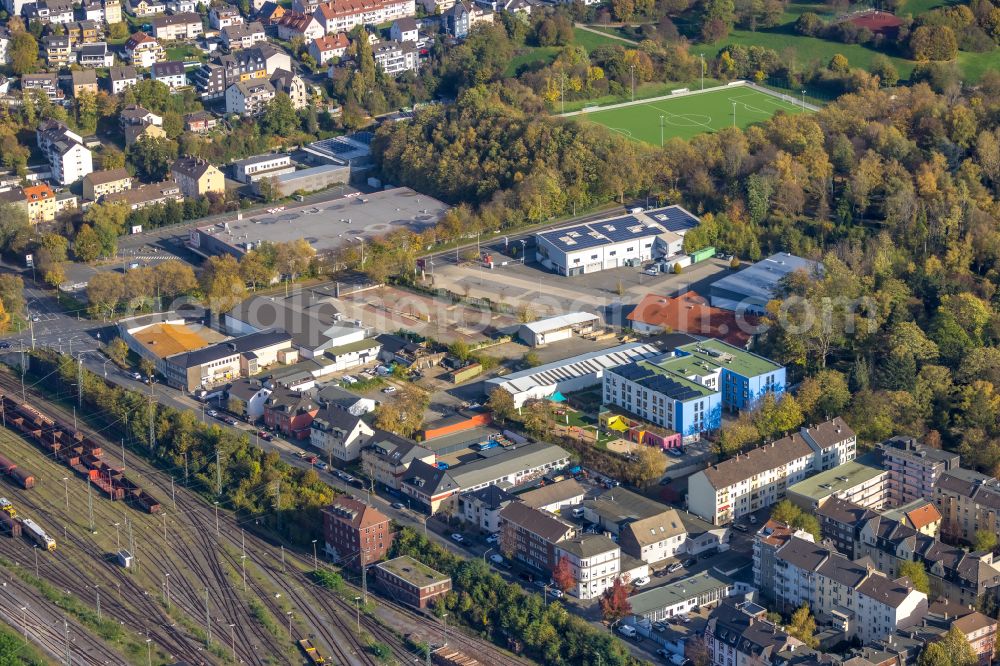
629;571;732;616
710;253;820;302
197;187;448;255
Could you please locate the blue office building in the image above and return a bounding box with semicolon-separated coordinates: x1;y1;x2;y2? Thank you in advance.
603;340;785;441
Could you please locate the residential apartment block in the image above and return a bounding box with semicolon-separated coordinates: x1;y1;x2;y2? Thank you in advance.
103;180;183;210
225;79;275;116
879;436;959;505
785;457;890;512
124;31;164;67
151;11;203;40
372;40;419;76
761;535;927;643
82;168;132;201
498;502;576;573
459;485;514;533
313;0;416;34
321;497;391;569
705;601;804;666
171;157;224;198
36;120;93;185
934;467;1000;544
603;339;786;440
192;45;290;100
22;184;56;223
687;418;857;525
816;496;1000;607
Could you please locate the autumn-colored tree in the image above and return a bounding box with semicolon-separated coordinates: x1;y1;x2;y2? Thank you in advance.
486;387;516;423
899;560;931;595
599;578;632;624
786;604;819;648
552;557;576;593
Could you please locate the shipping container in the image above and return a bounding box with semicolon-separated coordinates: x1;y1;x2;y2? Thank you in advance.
689;246;716;264
669;256;693;273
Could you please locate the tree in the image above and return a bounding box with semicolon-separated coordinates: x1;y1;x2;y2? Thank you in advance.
829;53;849;73
628;446;663;487
199;254;247;313
486;387;516;423
139;357;155;379
716;416;759;457
0;203;31;255
523;351;540;368
551;557;576;593
9;32;38;75
919;642;952;666
786;604;819;648
939;624;978;666
239;251;276;290
262;93;299;136
100;147;126;170
106;337;129;365
86;272;124;319
153;260;197;300
127;136;177;181
898;560;931;595
688;635;710;666
771;499;801;525
257;176;280;203
910;25;958;60
274;239;315;282
752;393;804;441
974;530;997;553
73;225;103;262
599;578;632;624
0;276;25;320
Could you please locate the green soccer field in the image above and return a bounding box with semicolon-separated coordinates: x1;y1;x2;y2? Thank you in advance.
578;86;811;144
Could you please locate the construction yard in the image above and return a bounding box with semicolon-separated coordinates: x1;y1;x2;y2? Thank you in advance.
0;371;523;665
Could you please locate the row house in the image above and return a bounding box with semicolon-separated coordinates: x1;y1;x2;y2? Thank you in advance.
442;0;493;39
687;418;857;525
705;601;804;666
361;438;435;492
459;485;514;533
763;535;928;643
308;32;349;65
103;180;183;210
262;387;318;439
398;459;459;514
934;467;1000;545
312;0;416;35
36;120;93;185
125;31;165;67
209;3;243;28
221;21;265;50
108;65;139;94
309;403;375;462
120;104;163;129
151;11;203;40
269;68;307;108
817;496;1000;608
389;16;417;41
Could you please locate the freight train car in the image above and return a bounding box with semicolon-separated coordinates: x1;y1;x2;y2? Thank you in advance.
0;512;21;537
9;468;34;489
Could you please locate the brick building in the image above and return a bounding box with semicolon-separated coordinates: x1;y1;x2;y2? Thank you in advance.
322;497;392;569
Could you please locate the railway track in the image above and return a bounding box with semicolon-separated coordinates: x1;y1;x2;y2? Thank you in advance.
0;369;532;666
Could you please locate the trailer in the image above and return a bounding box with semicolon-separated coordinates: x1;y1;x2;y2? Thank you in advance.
298;639;326;664
20;518;55;551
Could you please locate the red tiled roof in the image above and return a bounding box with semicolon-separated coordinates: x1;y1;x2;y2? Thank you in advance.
905;502;942;530
626;291;759;348
311;32;349;51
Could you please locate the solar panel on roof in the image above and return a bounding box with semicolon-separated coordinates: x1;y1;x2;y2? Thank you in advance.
646;206;699;233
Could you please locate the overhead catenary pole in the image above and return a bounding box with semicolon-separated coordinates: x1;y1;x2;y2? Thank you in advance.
95;586;100;622
215;449;222;495
204;588;211;647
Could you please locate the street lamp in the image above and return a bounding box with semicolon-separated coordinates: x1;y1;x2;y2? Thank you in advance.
286;611;293;639
145;638;152;666
113;523;120;551
312;540;318;570
801;89;806;110
228;623;236;662
353;596;362;635
483;547;494;565
699;53;705;91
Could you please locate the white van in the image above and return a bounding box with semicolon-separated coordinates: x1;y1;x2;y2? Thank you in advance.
617;624;637;638
572;507;585;518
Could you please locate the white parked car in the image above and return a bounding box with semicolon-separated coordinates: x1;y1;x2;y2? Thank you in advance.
381;386;397;394
667;562;683;573
549;588;564;599
489;553;503;565
451;533;464;543
617;624;637;638
632;576;650;587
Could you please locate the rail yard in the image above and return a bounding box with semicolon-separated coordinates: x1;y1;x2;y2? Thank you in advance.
0;369;527;665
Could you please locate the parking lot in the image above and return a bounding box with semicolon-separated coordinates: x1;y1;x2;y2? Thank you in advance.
426;252;732;325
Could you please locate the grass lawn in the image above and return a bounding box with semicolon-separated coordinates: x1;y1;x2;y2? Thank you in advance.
957;48;1000;83
573;27;632;52
578;85;810;143
700;25;917;80
166;44;206;62
505;46;560;76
